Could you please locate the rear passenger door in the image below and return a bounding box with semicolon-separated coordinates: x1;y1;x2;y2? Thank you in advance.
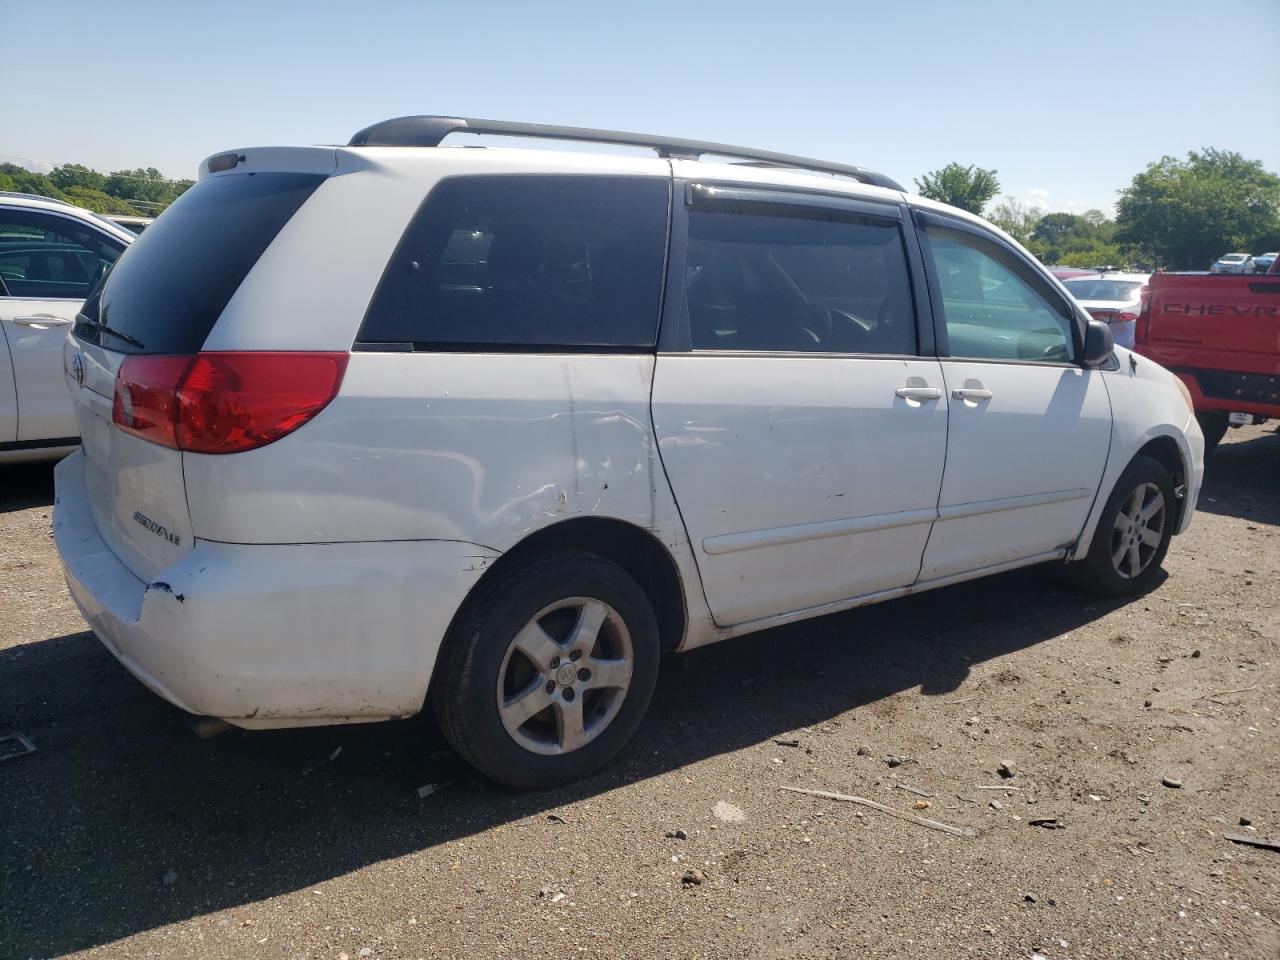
914;212;1112;580
651;185;948;627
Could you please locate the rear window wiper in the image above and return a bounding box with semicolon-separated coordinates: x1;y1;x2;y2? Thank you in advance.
79;317;146;351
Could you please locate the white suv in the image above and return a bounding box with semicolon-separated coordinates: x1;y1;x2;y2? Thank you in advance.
1;192;133;461
54;117;1204;787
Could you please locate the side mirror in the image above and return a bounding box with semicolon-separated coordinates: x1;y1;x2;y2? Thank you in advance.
1083;318;1114;366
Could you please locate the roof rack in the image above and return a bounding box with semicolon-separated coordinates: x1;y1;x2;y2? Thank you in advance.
0;190;75;206
347;116;905;192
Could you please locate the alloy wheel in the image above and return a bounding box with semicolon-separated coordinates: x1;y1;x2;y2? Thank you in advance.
1110;481;1166;579
496;597;634;756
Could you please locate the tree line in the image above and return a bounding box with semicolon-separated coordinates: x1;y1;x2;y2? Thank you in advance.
915;150;1280;271
0;162;192;218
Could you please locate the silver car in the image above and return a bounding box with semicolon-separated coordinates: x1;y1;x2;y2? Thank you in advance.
1061;272;1150;349
1210;253;1253;274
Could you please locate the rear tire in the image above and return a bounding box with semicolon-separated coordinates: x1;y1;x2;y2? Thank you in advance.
1197;411;1228;452
432;549;660;789
1067;455;1176;597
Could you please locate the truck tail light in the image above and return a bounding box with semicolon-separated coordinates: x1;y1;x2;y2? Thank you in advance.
114;352;348;454
1134;285;1151;345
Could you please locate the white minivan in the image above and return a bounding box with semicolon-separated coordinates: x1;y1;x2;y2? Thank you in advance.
54;117;1203;787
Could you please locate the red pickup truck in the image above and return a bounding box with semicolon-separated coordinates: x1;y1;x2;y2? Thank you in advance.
1136;269;1280;449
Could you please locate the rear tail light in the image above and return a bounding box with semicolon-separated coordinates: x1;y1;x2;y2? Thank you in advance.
113;352;348;454
1135;284;1151;344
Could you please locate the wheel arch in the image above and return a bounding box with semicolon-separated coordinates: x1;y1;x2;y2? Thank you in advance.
440;517;688;663
1134;435;1189;532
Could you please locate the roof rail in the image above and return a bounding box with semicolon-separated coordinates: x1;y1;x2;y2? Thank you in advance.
0;190;75;206
347;116;905;192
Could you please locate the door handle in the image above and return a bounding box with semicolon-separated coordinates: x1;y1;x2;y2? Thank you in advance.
13;315;72;327
952;387;994;401
895;386;943;401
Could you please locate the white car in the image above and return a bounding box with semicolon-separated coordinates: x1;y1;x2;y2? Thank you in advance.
1210;253;1253;274
53;117;1204;787
0;192;133;462
1060;272;1150;349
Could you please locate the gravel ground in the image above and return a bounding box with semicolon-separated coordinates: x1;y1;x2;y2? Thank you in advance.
2;424;1277;960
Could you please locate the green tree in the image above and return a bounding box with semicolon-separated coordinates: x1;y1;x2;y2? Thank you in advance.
49;163;106;193
986;196;1042;245
1115;149;1280;270
913;163;1001;214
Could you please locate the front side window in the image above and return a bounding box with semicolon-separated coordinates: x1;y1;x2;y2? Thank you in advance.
360;176;670;349
924;226;1077;363
683;205;916;354
0;208;124;299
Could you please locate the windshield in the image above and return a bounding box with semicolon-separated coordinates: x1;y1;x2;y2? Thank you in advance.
1063;279;1143;302
1221;254;1248;262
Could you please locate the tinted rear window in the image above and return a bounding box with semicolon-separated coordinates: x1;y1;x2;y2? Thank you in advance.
85;172;325;354
358;175;670;350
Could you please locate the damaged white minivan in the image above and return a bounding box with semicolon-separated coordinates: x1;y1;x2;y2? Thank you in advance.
54;117;1203;787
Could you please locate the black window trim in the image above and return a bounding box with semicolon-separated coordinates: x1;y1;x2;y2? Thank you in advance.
912;208;1088;366
354;173;675;355
656;180;931;358
0;206;128;302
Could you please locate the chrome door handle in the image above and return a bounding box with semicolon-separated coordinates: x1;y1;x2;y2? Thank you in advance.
13;315;72;327
952;387;994;401
895;386;943;401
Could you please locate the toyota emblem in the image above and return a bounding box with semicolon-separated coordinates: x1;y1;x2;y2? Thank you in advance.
72;352;85;388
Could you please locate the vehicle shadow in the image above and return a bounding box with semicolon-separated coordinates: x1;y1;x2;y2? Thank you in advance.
0;564;1134;957
1196;426;1279;526
0;461;56;514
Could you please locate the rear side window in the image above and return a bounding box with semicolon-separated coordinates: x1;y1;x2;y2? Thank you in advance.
89;172;325;354
0;208;125;300
684;207;916;355
359;176;670;349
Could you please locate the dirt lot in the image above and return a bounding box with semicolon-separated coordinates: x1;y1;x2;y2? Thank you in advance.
1;425;1277;960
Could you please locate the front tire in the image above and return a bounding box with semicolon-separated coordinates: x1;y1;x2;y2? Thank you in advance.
432;549;660;789
1067;455;1176;597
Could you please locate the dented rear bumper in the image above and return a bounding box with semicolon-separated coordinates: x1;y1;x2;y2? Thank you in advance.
53;451;498;727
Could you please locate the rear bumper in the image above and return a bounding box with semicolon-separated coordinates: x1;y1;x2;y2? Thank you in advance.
53;451;498;727
1171;369;1280;419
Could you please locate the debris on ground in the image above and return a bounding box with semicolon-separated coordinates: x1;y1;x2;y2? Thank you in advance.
884;755;911;768
1162;776;1183;789
912;800;931;810
896;784;935;798
713;801;747;823
1028;817;1064;830
990;800;1003;810
773;738;800;748
781;786;976;838
161;868;177;887
856;745;872;756
1224;832;1279;853
415;783;440;799
546;814;566;824
0;732;36;762
681;869;706;886
665;829;688;840
997;760;1017;779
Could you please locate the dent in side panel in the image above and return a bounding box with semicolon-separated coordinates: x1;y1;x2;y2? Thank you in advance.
184;353;689;552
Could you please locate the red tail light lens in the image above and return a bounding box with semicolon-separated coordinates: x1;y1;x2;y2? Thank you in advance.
113;356;194;448
113;352;348;454
1135;284;1151;344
